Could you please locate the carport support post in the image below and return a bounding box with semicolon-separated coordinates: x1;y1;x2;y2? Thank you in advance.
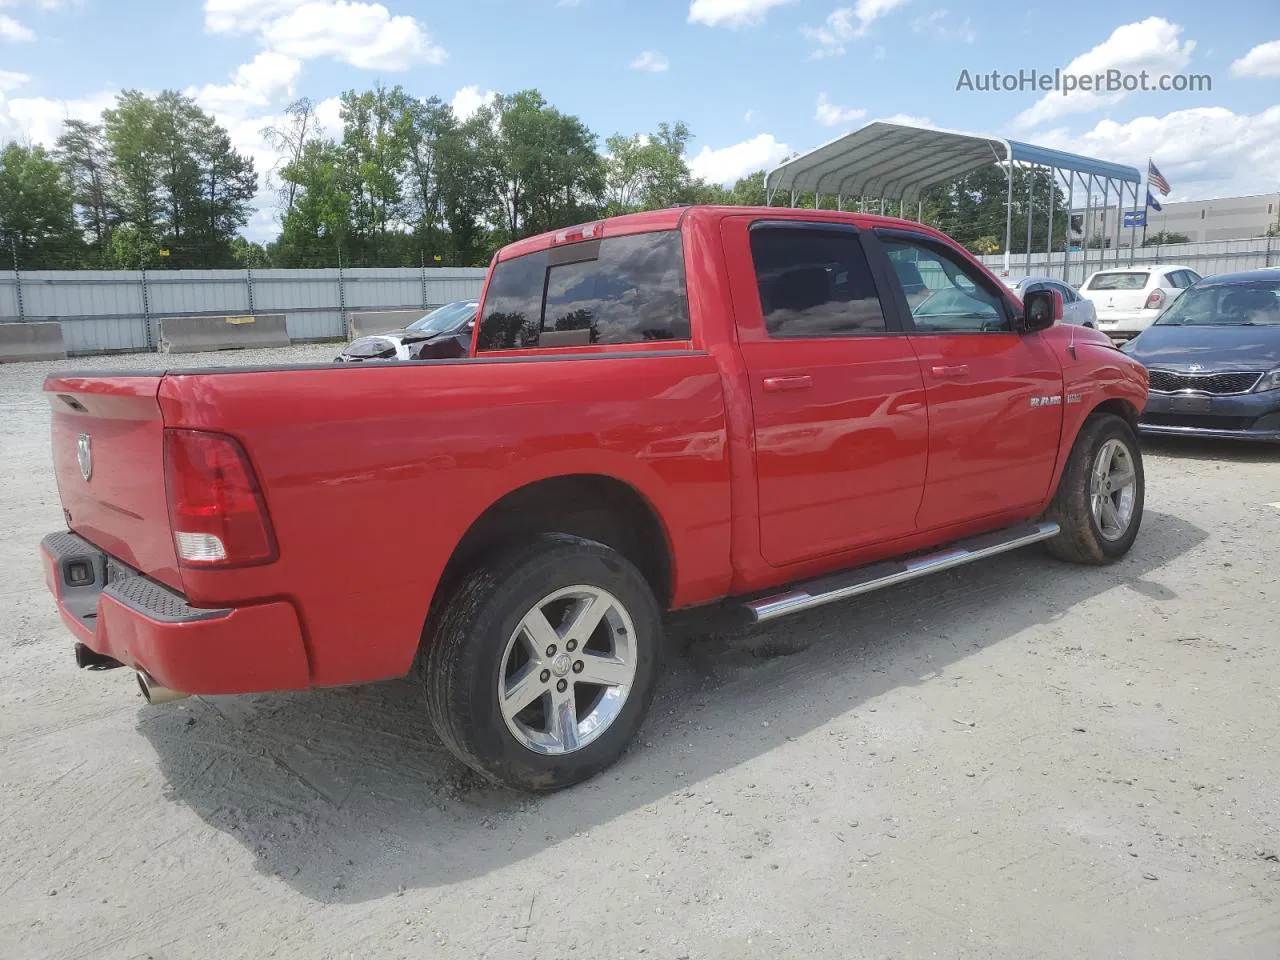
1081;176;1095;282
1062;170;1075;283
1045;167;1056;275
1099;179;1110;271
1025;163;1035;274
1003;159;1014;274
1127;182;1139;265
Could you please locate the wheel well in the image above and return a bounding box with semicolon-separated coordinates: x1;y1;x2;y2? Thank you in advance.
431;475;673;617
1090;398;1140;434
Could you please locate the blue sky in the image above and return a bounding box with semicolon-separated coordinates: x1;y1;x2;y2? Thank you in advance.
2;0;1278;239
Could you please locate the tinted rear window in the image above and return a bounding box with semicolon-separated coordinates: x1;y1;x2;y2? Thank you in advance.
478;231;689;350
1087;272;1149;291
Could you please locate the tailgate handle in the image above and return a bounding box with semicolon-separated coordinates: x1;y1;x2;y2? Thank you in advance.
930;364;970;379
762;375;814;393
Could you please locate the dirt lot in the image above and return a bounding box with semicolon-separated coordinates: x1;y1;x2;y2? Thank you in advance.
2;347;1279;960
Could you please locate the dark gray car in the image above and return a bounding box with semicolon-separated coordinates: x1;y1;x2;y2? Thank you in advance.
1124;268;1280;441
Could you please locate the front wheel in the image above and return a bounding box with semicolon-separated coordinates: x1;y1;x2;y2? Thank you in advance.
421;534;663;792
1043;413;1144;564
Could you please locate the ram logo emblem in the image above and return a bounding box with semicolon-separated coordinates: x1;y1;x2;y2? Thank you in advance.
1030;395;1063;408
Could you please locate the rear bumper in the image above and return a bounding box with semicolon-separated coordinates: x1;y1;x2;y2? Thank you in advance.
1095;311;1156;339
42;531;311;695
1139;391;1280;443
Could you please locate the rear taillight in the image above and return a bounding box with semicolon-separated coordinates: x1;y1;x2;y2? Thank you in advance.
1144;290;1165;310
163;429;276;567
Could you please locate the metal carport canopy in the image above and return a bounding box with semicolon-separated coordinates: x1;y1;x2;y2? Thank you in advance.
764;121;1140;204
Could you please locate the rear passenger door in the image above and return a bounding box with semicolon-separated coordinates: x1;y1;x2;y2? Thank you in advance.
723;218;929;568
874;229;1065;531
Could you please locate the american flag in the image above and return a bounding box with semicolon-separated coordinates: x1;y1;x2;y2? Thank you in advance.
1148;160;1171;196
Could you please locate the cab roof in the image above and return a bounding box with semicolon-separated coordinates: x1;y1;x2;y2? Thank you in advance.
494;205;953;262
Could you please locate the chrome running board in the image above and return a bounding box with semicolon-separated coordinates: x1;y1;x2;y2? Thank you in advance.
744;521;1060;623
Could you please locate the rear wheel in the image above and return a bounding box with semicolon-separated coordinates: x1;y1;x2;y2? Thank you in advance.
421;534;662;792
1043;413;1144;564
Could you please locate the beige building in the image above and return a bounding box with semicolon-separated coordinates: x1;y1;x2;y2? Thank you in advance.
1069;192;1280;247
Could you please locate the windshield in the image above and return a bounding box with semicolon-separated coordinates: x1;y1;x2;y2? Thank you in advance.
1155;280;1280;326
406;301;478;335
1087;272;1149;291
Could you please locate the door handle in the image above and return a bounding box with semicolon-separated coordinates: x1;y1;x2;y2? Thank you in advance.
930;364;970;379
762;375;814;393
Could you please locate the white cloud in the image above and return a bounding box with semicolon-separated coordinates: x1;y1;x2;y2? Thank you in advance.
0;12;35;40
912;8;974;44
743;108;755;122
203;0;444;71
630;50;670;72
1232;40;1280;78
1013;17;1195;129
0;90;117;147
0;69;29;92
803;0;909;58
876;112;935;127
314;95;344;137
815;92;866;127
203;0;307;33
450;85;496;122
190;52;302;118
1034;105;1280;202
262;2;445;70
688;0;793;29
689;133;790;184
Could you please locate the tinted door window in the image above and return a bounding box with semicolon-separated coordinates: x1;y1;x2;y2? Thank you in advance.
748;227;888;337
879;235;1011;332
477;231;689;350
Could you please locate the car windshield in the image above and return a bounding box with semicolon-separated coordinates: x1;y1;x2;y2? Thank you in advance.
1155;280;1280;326
1087;272;1149;291
406;301;477;335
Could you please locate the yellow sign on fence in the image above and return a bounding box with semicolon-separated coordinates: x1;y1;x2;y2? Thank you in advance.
224;316;257;325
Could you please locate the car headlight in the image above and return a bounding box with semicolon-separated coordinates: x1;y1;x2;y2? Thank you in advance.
1254;368;1280;392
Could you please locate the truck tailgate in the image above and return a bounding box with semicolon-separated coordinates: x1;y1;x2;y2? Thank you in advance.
45;375;181;591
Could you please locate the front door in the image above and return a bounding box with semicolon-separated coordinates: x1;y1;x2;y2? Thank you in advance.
874;230;1065;531
724;218;929;567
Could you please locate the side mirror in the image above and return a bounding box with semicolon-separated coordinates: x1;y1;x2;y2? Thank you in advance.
1022;289;1061;332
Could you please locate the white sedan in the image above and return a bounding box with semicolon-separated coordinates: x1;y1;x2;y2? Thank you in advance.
1080;264;1202;341
1000;275;1097;328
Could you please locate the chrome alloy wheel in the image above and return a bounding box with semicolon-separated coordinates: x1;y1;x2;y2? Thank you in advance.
1090;438;1138;541
497;585;638;755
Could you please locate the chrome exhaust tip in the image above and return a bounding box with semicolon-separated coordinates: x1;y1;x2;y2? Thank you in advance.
136;671;189;705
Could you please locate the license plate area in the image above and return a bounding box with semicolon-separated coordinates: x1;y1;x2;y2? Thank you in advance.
1169;395;1212;414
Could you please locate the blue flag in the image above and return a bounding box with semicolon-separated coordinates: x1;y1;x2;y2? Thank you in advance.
1146;190;1163;213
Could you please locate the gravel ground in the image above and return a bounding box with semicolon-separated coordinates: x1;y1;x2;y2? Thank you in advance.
2;347;1279;960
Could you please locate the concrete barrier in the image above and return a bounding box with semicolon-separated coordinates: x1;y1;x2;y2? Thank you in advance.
0;321;67;363
347;308;437;340
158;314;290;354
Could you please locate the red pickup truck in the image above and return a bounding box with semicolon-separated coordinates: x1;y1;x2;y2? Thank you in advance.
41;206;1148;791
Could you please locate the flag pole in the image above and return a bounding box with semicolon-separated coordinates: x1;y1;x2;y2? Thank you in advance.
1141;159;1150;249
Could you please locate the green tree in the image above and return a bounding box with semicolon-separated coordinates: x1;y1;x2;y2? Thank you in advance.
0;143;79;268
604;121;699;213
231;236;271;268
56;119;116;258
275;139;351;266
261;97;319;216
1143;230;1190;246
482;90;604;240
103;90;163;248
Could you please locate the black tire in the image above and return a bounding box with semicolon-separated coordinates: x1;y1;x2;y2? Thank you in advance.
1043;413;1144;564
421;534;663;792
